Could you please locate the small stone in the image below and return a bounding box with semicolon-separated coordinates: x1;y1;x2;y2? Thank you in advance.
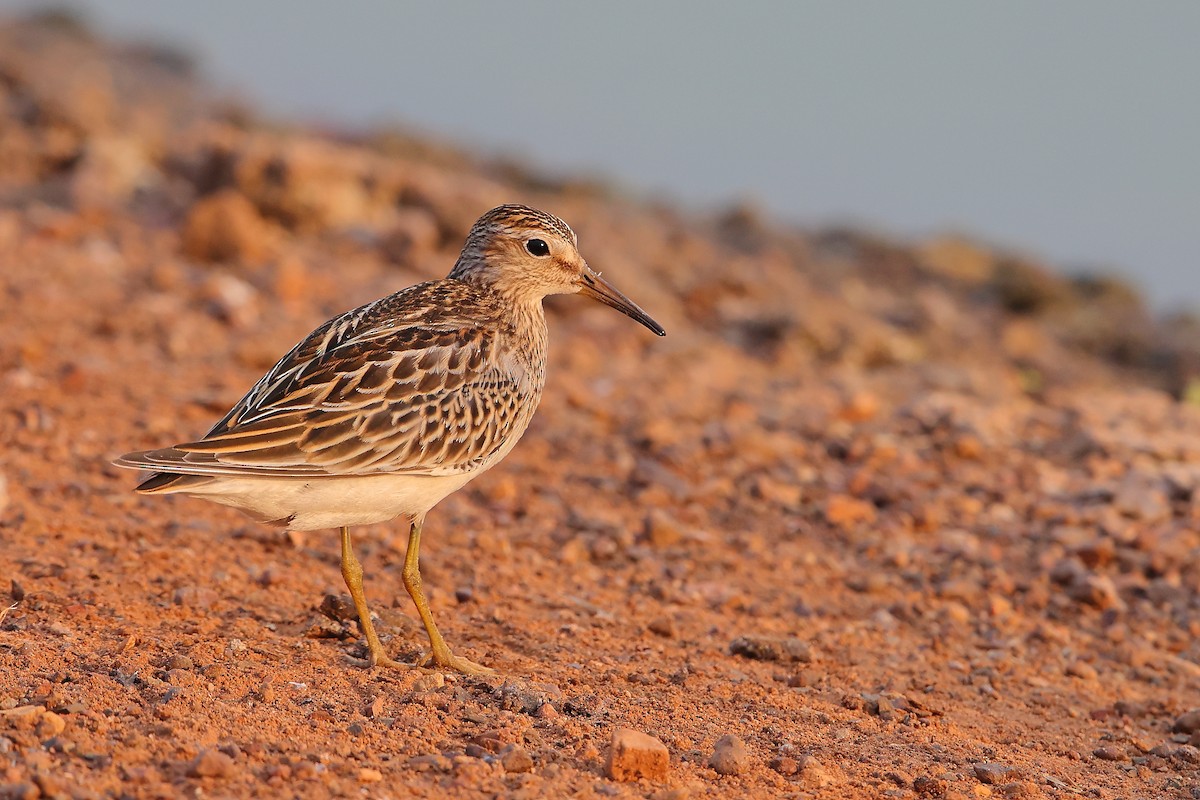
380;208;440;265
647;616;676;638
34;773;67;798
708;735;750;776
914;775;947;796
366;696;385;718
825;494;877;529
797;755;835;788
1173;744;1200;763
357;767;383;783
649;789;692;800
318;593;358;623
36;711;66;738
412;672;445;693
203;273;260;328
500;744;534;773
1065;660;1097;680
494;680;562;714
1113;474;1170;522
973;762;1017;785
646;509;684;547
997;781;1034;798
173;586;218;609
182;189;269;263
1;782;37;800
1173;709;1200;734
534;703;558;720
166;655;194;671
730;636;811;663
1093;746;1126;762
770;756;799;776
187;748;235;778
607;728;670;782
406;753;452;772
1067;574;1124;610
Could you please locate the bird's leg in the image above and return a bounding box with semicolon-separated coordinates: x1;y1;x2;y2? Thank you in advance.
339;525;404;669
403;517;495;675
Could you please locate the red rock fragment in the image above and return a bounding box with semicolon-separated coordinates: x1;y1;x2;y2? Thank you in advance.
607;728;669;782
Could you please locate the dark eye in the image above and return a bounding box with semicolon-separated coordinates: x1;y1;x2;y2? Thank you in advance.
525;238;550;257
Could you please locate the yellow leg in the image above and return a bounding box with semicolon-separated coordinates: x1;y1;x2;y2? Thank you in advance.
339;526;404;669
403;517;494;675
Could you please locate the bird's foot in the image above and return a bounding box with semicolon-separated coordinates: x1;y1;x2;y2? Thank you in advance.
346;643;410;671
416;648;496;675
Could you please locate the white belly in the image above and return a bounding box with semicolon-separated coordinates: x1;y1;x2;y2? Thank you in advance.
180;471;480;530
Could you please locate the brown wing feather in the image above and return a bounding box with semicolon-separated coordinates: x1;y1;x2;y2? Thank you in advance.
150;280;534;478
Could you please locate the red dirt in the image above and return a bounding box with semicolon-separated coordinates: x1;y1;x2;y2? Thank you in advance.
2;16;1200;800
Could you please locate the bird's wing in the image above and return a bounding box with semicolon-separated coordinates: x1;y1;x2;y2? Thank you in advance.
122;282;533;478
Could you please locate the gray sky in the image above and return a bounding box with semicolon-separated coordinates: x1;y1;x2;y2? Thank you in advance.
6;1;1198;308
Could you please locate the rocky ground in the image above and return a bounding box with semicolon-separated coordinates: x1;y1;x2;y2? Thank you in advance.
2;14;1200;800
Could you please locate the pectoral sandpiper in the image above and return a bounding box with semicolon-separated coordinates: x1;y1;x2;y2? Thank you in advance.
114;204;665;674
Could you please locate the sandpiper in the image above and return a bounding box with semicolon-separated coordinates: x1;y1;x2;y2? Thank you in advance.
114;204;664;674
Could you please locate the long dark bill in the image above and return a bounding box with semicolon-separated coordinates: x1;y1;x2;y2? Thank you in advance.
579;268;666;336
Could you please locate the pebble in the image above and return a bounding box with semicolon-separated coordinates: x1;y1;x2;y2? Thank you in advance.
1066;574;1124;611
645;509;684;547
913;775;947;795
187;748;235;778
797;755;835;788
825;494;877;528
494;680;562;714
412;672;445;693
500;744;534;773
973;762;1017;785
729;636;811;663
647;616;676;638
1113;474;1170;522
1173;744;1200;763
380;208;440;265
407;753;452;772
708;735;750;776
770;756;799;776
1092;745;1126;762
1;783;37;800
181;189;270;263
166;655;194;671
1065;660;1097;680
173;586;218;609
0;472;8;516
607;728;670;782
203;273;260;328
36;711;66;738
357;767;383;783
34;773;68;798
1173;709;1200;734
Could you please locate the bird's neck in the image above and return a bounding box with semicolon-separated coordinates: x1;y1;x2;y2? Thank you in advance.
500;293;549;385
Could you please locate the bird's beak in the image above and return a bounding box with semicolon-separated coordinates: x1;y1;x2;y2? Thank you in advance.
578;267;666;336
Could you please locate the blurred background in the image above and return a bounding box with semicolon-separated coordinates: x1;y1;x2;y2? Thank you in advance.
1;0;1196;309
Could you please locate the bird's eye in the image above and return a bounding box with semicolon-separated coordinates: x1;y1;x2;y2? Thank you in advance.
525;238;550;257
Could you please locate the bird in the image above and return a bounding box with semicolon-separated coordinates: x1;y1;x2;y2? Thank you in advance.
114;204;665;674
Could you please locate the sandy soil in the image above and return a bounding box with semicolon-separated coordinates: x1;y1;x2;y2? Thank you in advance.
2;15;1200;800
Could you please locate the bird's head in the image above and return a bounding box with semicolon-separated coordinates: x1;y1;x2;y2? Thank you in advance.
449;204;665;336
